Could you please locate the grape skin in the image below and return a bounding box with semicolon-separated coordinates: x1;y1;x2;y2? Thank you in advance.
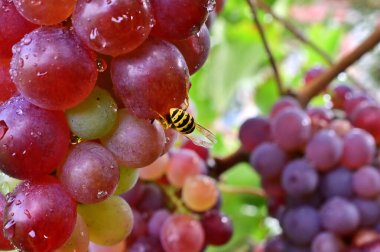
321;167;353;199
352;166;380;198
56;214;89;252
239;116;272;153
0;58;17;104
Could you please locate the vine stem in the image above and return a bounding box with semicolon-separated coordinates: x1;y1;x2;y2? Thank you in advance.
247;0;284;95
297;25;380;106
208;147;249;179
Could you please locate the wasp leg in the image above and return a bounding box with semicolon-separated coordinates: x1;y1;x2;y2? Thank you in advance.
155;112;171;129
182;97;189;111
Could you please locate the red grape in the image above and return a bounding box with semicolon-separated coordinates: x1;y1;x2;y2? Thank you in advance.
72;0;153;56
0;0;37;58
172;24;210;75
58;142;119;204
201;210;233;246
111;38;189;119
160;214;205;252
331;84;353;110
10;26;98;110
13;0;76;25
0;96;70;179
0;58;17;104
344;92;373;116
3;177;77;252
150;0;214;40
351;103;380;144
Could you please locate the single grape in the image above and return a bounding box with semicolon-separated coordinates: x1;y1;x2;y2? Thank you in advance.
311;232;345;252
201;210;233;246
160;214;205;252
3;177;77;252
0;194;13;250
250;143;287;179
150;0;214;40
172;24;210;75
239;116;272;153
341;128;375;170
264;235;286;252
58;142;119;204
78;196;133;246
281;159;318;198
0;96;70;179
352;166;380;198
148;209;171;238
321;167;353;199
344;92;373;116
0;0;37;58
166;149;205;188
139;154;169;181
101;109;165;168
72;0;153;56
352;198;380;227
320;197;360;236
182;174;219;212
113;167;139;195
120;181;144;208
304;66;325;85
111;38;189;119
269;96;300;119
136;183;166;213
328;119;352;137
10;26;98;110
307;107;334;132
0;58;17;104
128;236;164;252
305;129;343;171
351;103;380;144
271;108;311;152
282;206;321;246
56;214;89;252
13;0;76;25
66;87;118;140
331;84;353;110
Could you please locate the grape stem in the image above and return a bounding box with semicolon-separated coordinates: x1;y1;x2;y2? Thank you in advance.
159;184;193;215
297;25;380;107
246;0;284;95
208;147;249;178
219;184;267;198
255;0;366;90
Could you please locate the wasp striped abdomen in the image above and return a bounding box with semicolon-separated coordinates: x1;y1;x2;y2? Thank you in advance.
169;108;196;134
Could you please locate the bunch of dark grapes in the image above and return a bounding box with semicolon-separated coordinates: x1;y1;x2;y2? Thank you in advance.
0;0;229;251
240;72;380;251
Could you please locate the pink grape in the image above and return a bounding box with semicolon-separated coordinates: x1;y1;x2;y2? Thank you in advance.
111;38;189;119
10;26;98;110
160;214;205;252
331;84;353;110
0;96;70;179
58;142;119;204
352;166;380;198
351;103;380;144
270;96;300;118
148;209;171;238
3;176;77;252
311;232;346;252
239;116;271;153
101;109;165;168
13;0;76;25
139;154;169;181
166;149;205;188
344;92;373;116
72;0;153;56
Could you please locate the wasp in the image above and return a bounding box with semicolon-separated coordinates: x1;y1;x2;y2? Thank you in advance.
157;107;216;148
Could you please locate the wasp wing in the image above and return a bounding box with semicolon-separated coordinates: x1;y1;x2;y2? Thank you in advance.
183;124;217;148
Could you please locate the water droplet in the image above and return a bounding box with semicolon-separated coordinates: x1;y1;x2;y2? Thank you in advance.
43;234;48;239
96;58;107;72
24;209;32;219
16;109;23;115
15;200;21;205
97;191;108;199
6;196;15;204
4;219;16;237
37;71;47;77
22;37;32;45
111;16;124;23
28;230;36;238
0;120;8;141
89;28;107;50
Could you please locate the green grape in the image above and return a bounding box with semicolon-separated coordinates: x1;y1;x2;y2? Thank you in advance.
78;196;133;246
114;167;139;195
66;87;117;140
0;172;21;195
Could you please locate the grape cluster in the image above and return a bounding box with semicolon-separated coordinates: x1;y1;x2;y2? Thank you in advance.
0;0;227;251
241;82;380;251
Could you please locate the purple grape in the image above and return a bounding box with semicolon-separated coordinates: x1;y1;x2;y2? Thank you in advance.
352;166;380;198
282;206;321;246
305;129;343;171
341;128;375;170
137;183;166;213
320;197;360;236
321;167;353;199
128;236;164;252
264;235;286;252
120;181;144;208
311;232;345;252
239;117;271;153
148;209;171;238
270;96;301;119
281;159;319;198
128;210;147;244
201;210;233;246
249;143;287;179
271;108;312;152
352;198;380;227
